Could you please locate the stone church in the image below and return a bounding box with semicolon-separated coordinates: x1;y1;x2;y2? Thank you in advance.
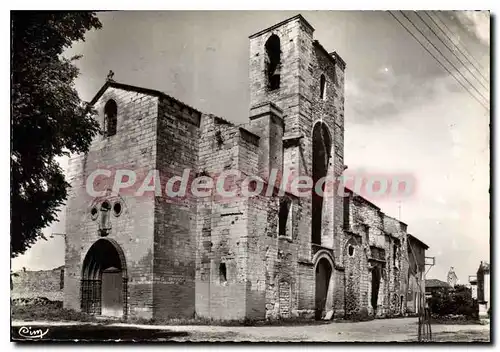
64;14;429;320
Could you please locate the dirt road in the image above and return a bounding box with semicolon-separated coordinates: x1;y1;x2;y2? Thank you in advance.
12;317;490;342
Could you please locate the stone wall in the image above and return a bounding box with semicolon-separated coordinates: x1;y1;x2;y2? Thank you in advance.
12;267;64;301
343;189;410;317
65;86;158;319
194;113;261;320
152;95;201;320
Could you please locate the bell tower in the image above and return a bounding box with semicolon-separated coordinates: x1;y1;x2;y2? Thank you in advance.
249;14;315;136
248;14;346;264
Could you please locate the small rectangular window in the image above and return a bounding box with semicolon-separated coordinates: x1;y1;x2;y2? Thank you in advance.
320;74;327;100
343;196;350;229
393;244;399;267
279;198;293;238
219;263;227;284
60;268;64;290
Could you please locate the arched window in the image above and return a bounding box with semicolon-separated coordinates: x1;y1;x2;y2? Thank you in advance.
320;74;327;100
265;34;281;90
311;122;332;245
104;99;117;137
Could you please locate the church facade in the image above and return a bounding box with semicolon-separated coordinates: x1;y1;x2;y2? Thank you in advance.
64;15;427;321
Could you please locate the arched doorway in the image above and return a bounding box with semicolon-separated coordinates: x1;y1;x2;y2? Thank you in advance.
315;257;333;319
311;122;332;245
81;239;127;318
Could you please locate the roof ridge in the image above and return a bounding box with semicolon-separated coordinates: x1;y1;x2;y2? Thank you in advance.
89;80;203;116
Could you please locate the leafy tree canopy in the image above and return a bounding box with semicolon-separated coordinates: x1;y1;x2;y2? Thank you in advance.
11;11;102;257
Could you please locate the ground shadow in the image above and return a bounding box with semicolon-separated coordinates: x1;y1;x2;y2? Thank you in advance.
12;324;189;342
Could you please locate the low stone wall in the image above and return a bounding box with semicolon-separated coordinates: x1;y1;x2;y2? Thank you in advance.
11;266;64;302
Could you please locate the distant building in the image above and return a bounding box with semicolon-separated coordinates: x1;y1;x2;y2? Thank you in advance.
476;261;490;316
469;275;478;299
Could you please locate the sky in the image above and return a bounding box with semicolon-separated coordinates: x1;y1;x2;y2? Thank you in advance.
12;11;490;285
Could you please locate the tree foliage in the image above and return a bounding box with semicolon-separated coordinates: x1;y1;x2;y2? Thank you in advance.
11;12;102;257
428;285;478;319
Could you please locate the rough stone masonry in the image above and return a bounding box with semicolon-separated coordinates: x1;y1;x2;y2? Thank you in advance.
64;14;429;321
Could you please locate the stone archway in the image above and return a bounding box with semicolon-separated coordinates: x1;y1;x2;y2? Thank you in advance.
314;257;333;320
81;238;127;318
